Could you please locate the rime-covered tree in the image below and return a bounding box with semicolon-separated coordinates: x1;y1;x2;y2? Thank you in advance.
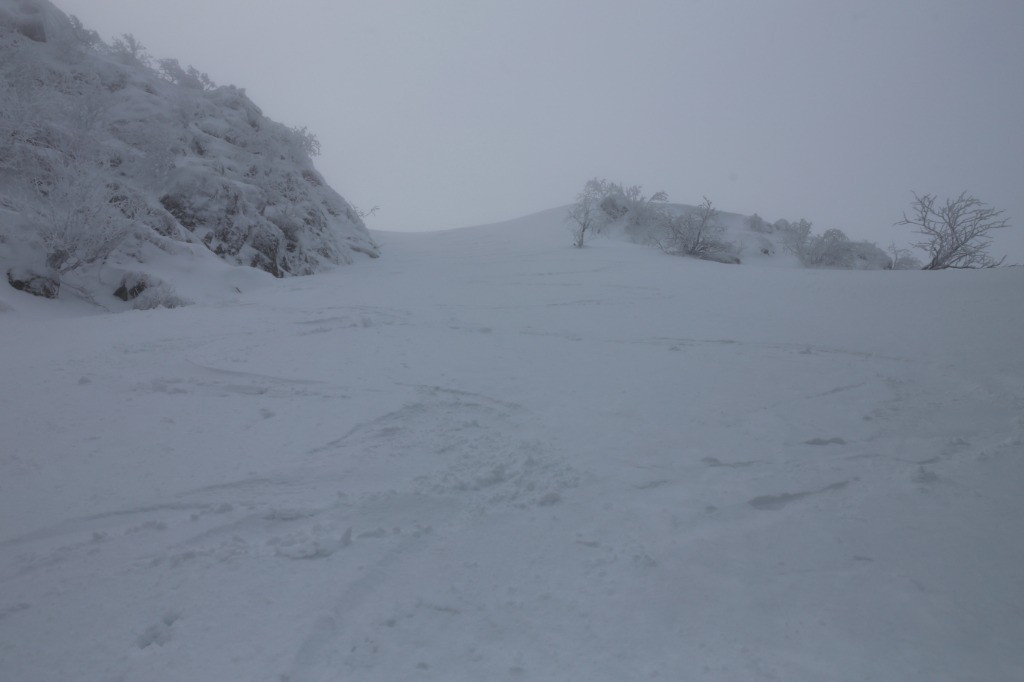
567;179;603;248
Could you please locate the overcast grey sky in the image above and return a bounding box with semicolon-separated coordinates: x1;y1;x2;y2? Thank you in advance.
58;0;1023;259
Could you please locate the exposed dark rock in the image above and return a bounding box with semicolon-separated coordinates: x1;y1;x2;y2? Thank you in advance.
113;273;149;301
7;267;59;298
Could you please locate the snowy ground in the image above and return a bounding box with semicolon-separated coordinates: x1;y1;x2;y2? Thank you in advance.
2;208;1023;681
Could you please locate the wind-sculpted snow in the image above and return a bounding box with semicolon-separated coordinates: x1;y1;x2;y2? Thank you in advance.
1;209;1023;680
0;0;377;303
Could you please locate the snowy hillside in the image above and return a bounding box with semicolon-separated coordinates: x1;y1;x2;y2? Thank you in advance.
2;208;1022;681
0;0;377;305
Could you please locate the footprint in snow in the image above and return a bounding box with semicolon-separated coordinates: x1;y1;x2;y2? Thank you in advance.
136;612;180;649
748;480;850;511
702;456;758;468
803;437;847;446
271;527;351;560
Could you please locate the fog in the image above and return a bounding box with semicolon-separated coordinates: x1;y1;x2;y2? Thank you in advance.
58;0;1024;260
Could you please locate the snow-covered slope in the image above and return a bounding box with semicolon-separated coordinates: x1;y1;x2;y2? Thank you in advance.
2;209;1022;680
0;0;377;304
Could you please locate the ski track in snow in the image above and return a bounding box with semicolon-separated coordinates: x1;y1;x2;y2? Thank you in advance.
2;216;1023;681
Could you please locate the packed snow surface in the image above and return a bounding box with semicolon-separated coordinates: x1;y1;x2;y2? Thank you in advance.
2;208;1023;681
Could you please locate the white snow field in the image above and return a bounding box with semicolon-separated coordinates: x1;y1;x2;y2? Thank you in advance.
2;208;1023;681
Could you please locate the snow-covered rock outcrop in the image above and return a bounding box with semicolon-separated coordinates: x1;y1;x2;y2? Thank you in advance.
0;0;377;302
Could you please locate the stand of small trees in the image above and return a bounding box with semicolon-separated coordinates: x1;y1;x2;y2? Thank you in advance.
775;219;890;269
566;178;669;248
566;179;737;261
568;180;1011;271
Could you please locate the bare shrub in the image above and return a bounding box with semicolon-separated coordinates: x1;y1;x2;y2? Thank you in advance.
656;197;734;261
896;192;1010;269
32;158;132;274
